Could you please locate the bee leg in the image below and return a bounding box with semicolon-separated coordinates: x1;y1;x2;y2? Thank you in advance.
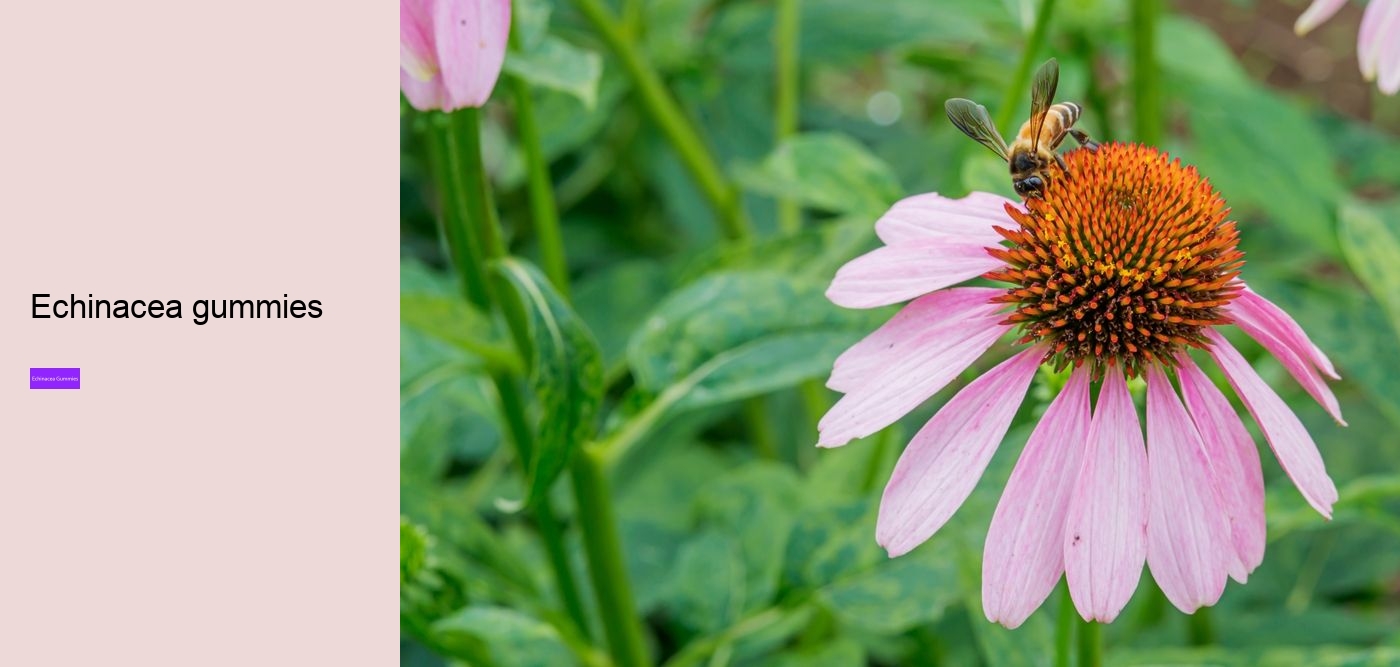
1069;128;1100;151
1055;153;1071;175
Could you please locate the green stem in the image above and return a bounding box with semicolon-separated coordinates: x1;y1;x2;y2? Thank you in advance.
1078;618;1102;667
571;0;750;242
742;398;780;461
494;375;593;638
994;0;1060;131
1187;606;1215;646
439;107;592;643
509;76;570;298
1131;0;1161;145
572;448;652;667
424;114;490;308
858;429;893;494
469;99;652;666
1054;585;1073;667
773;0;801;234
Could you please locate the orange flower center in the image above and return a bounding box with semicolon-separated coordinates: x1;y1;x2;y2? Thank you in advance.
984;143;1244;378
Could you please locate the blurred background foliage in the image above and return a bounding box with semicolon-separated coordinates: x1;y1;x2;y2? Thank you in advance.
401;0;1400;664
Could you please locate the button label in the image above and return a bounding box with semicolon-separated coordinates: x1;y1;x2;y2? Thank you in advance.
30;368;80;389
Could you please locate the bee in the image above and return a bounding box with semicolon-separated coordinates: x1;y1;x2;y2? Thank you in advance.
945;58;1099;199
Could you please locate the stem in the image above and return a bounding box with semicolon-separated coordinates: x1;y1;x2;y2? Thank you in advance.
433;107;592;640
1054;585;1073;667
572;448;652;667
858;429;892;494
741;398;779;461
571;0;750;242
424;114;490;308
1187;606;1215;646
509;76;571;298
494;375;593;637
1131;0;1161;145
472;99;653;665
994;0;1060;131
773;0;801;234
1077;618;1102;667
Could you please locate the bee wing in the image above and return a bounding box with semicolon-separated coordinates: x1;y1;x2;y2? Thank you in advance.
945;98;1010;161
1028;58;1059;153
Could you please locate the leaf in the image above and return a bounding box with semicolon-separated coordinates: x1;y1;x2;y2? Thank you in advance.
693;462;804;613
1338;201;1400;341
505;36;603;109
1156;15;1249;86
735;134;903;217
817;548;960;635
628;270;880;393
1175;80;1343;256
494;258;605;507
432;606;577;667
766;638;866;667
668;531;748;635
573;259;672;375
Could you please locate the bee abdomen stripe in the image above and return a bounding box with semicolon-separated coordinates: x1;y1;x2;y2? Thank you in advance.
1056;102;1082;125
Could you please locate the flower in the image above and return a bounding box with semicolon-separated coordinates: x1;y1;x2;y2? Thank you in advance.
400;0;511;111
818;143;1344;627
1295;0;1400;95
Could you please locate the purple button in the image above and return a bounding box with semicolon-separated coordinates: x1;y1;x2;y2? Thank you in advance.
31;368;80;389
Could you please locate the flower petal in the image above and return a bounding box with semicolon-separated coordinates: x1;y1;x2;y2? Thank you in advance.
1206;330;1338;518
817;313;1009;447
1231;288;1337;379
828;287;1004;393
1294;0;1347;34
1227;293;1344;425
1177;354;1266;581
983;368;1091;629
401;68;445;111
1379;0;1400;94
1144;366;1232;614
401;0;438;80
826;240;1003;309
1358;0;1399;81
1064;366;1147;623
434;0;511;110
876;347;1044;557
874;192;1014;246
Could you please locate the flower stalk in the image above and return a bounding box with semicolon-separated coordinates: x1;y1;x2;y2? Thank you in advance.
994;0;1060;131
434;107;593;640
1131;0;1162;145
774;0;801;234
570;0;750;242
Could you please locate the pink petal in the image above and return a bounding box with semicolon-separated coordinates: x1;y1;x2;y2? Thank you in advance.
1227;295;1345;425
1294;0;1348;34
1358;0;1399;81
401;68;445;111
1177;354;1266;582
983;368;1092;629
826;240;1003;309
401;0;438;80
1379;0;1400;94
1064;366;1147;623
876;347;1044;557
874;192;1014;246
828;287;1004;393
1144;366;1232;614
1206;330;1338;518
1232;288;1337;380
817;313;1009;447
434;0;511;110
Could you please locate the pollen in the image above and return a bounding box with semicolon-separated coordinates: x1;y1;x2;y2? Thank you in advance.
984;143;1244;378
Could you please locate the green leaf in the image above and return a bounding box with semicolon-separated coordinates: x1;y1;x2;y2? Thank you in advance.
735;134;902;217
766;638;866;667
817;548;960;635
506;36;603;109
494;258;605;507
693;462;804;613
628;270;879;393
1175;81;1343;256
400;293;517;371
1338;201;1400;341
668;531;748;634
432;606;578;667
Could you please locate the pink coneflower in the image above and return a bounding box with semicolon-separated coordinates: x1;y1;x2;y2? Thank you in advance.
1296;0;1400;95
818;142;1344;627
400;0;511;110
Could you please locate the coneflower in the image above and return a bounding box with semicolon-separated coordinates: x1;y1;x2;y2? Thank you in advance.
818;142;1344;627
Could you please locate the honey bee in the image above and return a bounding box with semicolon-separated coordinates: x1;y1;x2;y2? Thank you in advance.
945;58;1099;199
